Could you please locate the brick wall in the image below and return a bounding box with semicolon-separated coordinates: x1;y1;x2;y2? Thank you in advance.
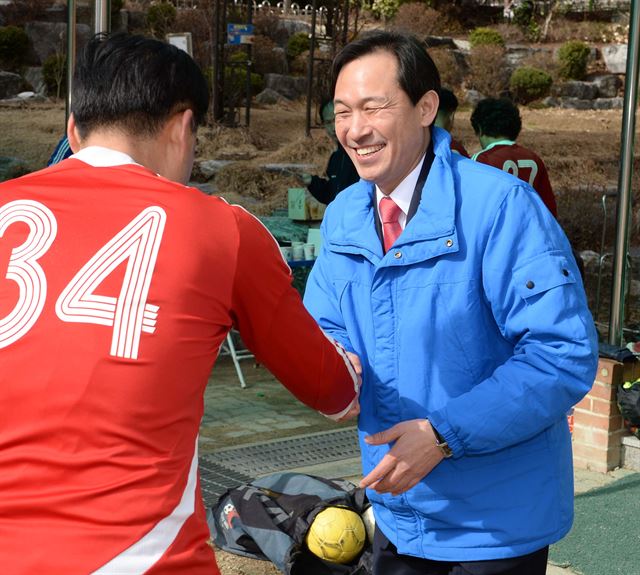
572;357;636;472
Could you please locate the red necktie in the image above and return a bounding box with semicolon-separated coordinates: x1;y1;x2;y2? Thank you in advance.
380;196;403;253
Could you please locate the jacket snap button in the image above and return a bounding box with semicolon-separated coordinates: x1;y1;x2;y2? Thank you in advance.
562;269;569;276
526;280;535;289
446;239;453;247
394;251;402;259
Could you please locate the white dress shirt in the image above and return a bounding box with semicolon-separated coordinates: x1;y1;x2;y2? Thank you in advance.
375;154;426;229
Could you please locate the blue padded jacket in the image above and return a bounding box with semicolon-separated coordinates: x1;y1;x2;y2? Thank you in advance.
304;127;598;561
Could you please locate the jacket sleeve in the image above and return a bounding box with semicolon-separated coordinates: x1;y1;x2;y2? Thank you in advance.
303;224;354;354
229;207;358;418
428;184;598;457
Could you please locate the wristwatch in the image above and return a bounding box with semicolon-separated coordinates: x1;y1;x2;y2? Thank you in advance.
432;425;453;459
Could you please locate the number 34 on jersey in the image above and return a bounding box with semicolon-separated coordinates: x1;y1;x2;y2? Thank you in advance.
0;200;166;360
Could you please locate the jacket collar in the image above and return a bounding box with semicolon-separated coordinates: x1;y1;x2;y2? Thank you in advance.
325;127;458;265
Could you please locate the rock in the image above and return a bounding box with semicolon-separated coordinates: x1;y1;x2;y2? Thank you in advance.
559;97;596;110
194;159;234;180
255;88;285;105
279;18;311;37
262;162;316;173
590;74;622;98
0;71;23;99
264;73;307;100
0;156;31;182
579;250;600;268
505;45;551;69
552;81;599;100
453;38;470;52
23;66;46;95
463;89;485;107
189;181;217;195
425;36;456;49
591;97;624;110
602;44;628;75
25;21;91;65
541;96;560;108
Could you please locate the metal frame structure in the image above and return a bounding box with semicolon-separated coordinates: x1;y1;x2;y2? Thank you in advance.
212;0;254;126
66;0;111;123
304;0;350;136
608;0;640;346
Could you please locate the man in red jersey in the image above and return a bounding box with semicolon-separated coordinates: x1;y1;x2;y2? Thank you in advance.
0;33;359;575
470;97;557;217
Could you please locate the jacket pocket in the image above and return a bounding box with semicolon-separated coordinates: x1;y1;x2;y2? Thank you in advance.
513;252;576;301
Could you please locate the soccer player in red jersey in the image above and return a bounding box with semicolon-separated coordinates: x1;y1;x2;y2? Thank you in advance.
470;97;557;217
0;33;360;575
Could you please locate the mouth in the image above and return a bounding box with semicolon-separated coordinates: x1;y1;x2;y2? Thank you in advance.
354;144;385;157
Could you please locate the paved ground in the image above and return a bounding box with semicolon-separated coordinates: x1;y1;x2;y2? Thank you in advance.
202;356;634;575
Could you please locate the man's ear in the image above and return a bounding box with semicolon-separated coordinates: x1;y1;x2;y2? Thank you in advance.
173;108;195;147
66;114;81;153
419;90;440;128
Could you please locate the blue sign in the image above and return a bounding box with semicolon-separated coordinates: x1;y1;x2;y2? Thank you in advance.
227;23;254;45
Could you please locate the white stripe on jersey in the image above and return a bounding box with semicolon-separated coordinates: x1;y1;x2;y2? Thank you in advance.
90;439;199;574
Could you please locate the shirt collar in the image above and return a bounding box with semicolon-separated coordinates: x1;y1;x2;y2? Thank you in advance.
375;154;426;227
482;139;516;153
71;146;141;168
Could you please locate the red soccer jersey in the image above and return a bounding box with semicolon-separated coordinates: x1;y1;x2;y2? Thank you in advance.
0;150;357;574
473;141;557;217
450;137;469;158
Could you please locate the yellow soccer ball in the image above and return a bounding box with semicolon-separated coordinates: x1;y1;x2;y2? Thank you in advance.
306;506;366;564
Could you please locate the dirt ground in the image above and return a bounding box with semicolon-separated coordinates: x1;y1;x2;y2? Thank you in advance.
1;99;639;573
0;98;631;194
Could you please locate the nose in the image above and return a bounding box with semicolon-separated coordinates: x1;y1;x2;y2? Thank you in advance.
345;110;372;144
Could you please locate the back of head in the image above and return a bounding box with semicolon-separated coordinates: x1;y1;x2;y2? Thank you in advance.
470;97;522;141
71;33;209;140
437;88;458;115
331;30;440;106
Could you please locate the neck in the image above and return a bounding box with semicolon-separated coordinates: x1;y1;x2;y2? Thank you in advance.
79;131;155;167
480;134;511;149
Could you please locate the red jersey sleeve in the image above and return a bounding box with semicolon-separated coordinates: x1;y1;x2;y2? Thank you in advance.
229;207;357;416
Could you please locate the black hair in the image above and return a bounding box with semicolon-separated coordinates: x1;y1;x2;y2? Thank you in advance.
470;97;522;141
71;33;209;139
437;87;458;114
331;30;440;106
319;97;334;119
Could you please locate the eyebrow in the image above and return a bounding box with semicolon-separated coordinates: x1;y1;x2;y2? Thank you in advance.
334;96;388;107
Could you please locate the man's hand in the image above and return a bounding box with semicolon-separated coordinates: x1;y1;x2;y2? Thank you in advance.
359;419;444;496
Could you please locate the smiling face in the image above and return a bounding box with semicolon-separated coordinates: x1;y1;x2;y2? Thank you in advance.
333;49;439;195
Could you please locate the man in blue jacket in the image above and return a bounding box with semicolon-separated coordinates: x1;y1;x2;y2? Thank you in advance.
303;31;598;575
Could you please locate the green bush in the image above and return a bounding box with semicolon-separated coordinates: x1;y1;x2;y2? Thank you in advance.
0;26;29;71
558;40;590;80
371;0;400;20
509;67;553;104
286;32;310;60
147;2;176;38
42;53;66;99
469;27;505;49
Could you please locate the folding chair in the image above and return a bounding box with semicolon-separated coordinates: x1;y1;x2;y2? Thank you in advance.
219;330;254;388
